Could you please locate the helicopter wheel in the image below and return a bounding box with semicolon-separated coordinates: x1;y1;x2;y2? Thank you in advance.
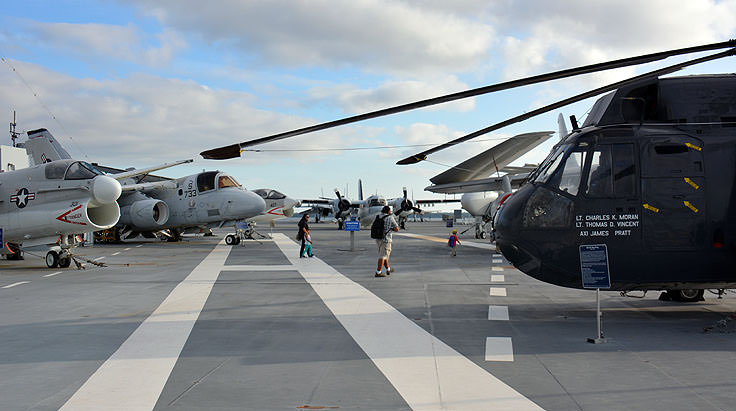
667;289;704;302
480;231;487;239
45;251;59;268
225;234;237;245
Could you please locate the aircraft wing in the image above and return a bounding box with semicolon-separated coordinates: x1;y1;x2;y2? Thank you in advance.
429;131;553;185
425;174;531;194
111;159;193;181
121;180;179;193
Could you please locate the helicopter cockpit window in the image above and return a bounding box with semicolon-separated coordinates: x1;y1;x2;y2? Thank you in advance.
532;144;569;184
586;148;612;197
64;161;103;180
586;144;636;198
550;151;585;196
611;144;636;197
218;175;239;189
197;171;218;192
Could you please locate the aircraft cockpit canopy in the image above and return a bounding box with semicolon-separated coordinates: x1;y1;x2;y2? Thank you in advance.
218;174;241;189
253;189;286;200
198;171;243;192
368;197;387;207
44;160;104;180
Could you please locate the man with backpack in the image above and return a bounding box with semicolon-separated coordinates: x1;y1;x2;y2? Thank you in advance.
371;205;399;277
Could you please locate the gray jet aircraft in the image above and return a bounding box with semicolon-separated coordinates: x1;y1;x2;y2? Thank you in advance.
23;129;267;242
0;157;190;267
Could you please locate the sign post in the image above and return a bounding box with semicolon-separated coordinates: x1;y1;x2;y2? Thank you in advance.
580;244;611;344
343;220;361;252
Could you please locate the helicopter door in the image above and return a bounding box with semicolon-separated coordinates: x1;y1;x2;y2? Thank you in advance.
640;135;706;251
577;143;640;244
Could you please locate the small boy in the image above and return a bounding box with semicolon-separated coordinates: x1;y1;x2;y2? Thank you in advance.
302;229;314;258
448;229;461;257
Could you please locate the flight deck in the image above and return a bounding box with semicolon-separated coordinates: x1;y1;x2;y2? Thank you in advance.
1;221;735;410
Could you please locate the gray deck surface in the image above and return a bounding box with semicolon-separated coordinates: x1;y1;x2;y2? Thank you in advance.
1;220;735;410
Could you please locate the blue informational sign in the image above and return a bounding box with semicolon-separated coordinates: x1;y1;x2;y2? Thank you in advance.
579;244;611;289
344;221;360;231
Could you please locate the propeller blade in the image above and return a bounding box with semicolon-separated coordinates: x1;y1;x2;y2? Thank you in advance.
396;48;736;165
199;40;736;160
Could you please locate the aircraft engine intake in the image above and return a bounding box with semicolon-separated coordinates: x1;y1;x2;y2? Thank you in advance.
86;201;122;229
120;199;170;229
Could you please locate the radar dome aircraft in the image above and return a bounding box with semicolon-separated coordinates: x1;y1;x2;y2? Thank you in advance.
200;40;736;302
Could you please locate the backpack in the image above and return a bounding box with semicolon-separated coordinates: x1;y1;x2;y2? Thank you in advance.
448;236;456;247
370;215;386;239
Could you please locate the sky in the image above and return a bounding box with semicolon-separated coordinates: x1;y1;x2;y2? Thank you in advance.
1;0;735;204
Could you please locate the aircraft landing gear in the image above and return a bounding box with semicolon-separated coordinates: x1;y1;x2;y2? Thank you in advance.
45;250;59;268
225;234;240;245
666;289;705;302
6;243;24;260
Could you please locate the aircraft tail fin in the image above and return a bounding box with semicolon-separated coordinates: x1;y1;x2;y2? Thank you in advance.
358;179;363;201
23;128;72;165
557;113;569;141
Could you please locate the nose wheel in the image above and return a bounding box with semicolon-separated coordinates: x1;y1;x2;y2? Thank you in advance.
46;250;73;268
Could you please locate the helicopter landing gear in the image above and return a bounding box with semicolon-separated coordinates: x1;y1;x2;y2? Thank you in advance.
225;234;240;245
666;289;705;302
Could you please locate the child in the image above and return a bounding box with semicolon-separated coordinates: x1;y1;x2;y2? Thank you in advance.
448;229;461;257
302;229;314;258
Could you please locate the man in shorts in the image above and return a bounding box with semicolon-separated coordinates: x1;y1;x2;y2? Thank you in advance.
375;205;399;277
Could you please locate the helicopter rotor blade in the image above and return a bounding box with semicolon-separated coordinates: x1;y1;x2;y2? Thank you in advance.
199;40;736;160
396;47;736;165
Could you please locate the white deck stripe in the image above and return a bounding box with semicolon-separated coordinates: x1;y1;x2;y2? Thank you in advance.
485;337;514;362
490;287;507;297
394;232;496;250
221;265;295;271
488;305;510;321
93;256;105;261
491;275;505;283
111;252;120;256
124;248;132;251
2;281;30;289
272;233;540;411
492;266;504;271
60;239;231;411
43;271;63;278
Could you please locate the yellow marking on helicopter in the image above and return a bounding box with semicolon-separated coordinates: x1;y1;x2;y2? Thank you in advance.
684;201;699;213
685;142;702;151
643;203;659;213
684;177;700;190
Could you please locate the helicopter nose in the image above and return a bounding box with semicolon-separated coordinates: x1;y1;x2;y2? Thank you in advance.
493;185;541;275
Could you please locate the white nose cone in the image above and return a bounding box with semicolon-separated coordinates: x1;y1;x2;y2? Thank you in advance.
92;175;122;204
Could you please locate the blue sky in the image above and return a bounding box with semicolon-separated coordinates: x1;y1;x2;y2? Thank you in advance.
2;0;736;204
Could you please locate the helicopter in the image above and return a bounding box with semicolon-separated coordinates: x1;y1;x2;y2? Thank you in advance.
201;40;736;302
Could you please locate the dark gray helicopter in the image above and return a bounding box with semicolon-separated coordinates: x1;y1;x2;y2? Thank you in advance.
201;40;736;302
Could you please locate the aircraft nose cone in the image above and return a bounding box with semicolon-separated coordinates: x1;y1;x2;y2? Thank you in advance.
92;175;122;204
237;191;266;218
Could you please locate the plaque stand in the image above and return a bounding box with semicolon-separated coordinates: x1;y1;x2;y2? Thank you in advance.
587;288;608;344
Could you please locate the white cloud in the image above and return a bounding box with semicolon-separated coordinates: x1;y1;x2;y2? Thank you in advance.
21;21;187;66
0;60;372;167
128;0;496;75
306;75;476;114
